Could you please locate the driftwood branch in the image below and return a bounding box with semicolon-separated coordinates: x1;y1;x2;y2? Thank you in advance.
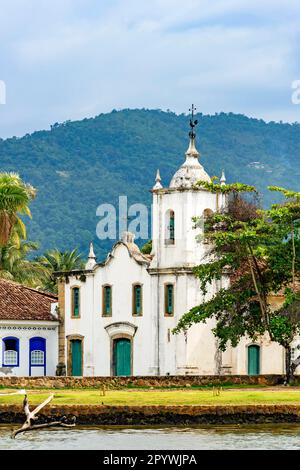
12;420;76;438
12;394;76;438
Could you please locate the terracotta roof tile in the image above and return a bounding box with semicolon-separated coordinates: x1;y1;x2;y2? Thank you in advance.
0;279;58;321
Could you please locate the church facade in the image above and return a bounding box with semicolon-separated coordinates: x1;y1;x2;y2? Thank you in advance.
56;130;299;377
1;129;299;378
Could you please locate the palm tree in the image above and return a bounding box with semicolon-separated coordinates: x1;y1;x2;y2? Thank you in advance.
37;248;84;293
0;172;36;246
0;239;46;287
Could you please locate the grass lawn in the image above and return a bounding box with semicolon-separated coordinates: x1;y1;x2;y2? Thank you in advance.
0;388;300;406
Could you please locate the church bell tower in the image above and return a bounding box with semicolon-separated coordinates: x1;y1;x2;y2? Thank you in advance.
149;106;224;376
150;105;219;269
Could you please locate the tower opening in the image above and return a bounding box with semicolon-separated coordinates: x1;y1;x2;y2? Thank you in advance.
165;210;175;245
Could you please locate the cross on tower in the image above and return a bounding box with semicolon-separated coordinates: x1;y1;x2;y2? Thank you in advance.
189;104;198;138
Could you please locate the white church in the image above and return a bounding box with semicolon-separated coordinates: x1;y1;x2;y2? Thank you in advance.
54;125;298;378
0;123;298;377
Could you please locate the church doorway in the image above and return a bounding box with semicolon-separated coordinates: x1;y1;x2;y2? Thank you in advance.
247;345;260;375
113;338;131;376
71;339;83;376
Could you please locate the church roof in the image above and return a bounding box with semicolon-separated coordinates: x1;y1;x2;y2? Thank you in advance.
54;234;152;278
169;134;211;189
107;232;152;266
0;279;58;322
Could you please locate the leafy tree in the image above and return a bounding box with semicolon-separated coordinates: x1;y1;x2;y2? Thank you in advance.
37;248;84;293
0;172;36;246
0;237;45;287
141;239;152;254
173;180;300;383
265;186;300;380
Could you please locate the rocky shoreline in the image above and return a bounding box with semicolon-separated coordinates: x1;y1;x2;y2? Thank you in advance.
1;404;300;425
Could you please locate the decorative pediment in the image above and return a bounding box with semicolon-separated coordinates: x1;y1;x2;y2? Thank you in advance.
104;321;137;338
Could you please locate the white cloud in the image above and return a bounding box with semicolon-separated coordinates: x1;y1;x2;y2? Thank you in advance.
0;0;300;137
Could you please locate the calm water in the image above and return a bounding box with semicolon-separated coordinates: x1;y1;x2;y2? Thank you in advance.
1;424;300;450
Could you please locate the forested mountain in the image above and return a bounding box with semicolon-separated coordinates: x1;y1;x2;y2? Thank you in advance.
0;109;299;258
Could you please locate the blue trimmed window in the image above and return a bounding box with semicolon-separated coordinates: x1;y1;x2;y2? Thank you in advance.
72;287;80;317
165;284;174;316
2;337;19;367
133;284;142;316
29;337;46;375
103;285;112;316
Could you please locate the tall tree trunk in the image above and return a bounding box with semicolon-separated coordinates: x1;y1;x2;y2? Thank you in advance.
291;222;296;293
285;345;292;385
247;250;270;333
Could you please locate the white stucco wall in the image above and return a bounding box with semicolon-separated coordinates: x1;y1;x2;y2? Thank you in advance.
231;335;300;375
62;173;300;377
0;320;59;377
151;189;218;269
64;244;155;376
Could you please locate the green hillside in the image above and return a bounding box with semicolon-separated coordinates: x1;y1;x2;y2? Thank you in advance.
0;109;299;258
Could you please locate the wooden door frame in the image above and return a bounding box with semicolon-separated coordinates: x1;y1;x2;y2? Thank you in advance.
111;334;133;377
247;343;261;375
67;334;84;376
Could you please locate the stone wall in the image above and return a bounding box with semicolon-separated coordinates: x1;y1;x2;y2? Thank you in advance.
1;404;300;425
0;374;297;389
57;280;66;367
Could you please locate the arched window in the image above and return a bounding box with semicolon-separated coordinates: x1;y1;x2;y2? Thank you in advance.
202;208;214;243
165;210;175;245
102;285;112;316
2;337;19;367
133;284;143;316
29;337;46;375
71;287;80;318
165;284;174;316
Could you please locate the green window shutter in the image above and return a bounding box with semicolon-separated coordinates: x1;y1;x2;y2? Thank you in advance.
169;213;175;241
73;288;80;317
104;286;111;315
134;285;142;315
166;285;174;315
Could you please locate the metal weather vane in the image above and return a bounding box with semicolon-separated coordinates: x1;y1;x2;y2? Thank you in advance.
189;104;198;138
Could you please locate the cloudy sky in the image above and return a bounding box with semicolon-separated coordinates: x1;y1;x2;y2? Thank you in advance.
0;0;300;138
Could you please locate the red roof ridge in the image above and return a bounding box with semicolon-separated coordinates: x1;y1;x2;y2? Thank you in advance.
0;278;57;300
0;278;58;322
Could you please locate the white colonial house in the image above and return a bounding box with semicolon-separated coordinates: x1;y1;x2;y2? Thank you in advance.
56;129;300;377
0;279;59;377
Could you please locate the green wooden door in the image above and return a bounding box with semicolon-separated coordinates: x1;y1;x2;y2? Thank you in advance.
71;340;82;376
114;339;131;376
248;345;260;375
